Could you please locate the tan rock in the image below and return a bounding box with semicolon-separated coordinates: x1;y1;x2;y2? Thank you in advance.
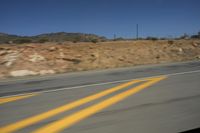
48;46;57;51
196;55;200;59
118;57;125;61
59;52;65;58
178;48;183;52
10;70;38;77
39;70;55;75
91;53;99;58
29;53;45;62
171;48;183;53
3;51;19;67
192;42;198;47
25;44;37;48
0;47;10;50
0;50;8;56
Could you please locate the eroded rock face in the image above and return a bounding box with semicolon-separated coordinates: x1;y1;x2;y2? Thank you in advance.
3;50;20;67
10;70;38;77
0;50;7;56
0;40;199;79
28;53;45;62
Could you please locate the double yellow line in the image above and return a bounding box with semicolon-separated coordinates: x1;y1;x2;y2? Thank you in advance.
0;94;37;105
0;76;166;133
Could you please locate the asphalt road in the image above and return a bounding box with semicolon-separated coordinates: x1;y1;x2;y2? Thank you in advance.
0;61;200;133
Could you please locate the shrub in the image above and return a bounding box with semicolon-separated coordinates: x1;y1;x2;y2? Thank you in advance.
179;33;189;39
72;36;82;43
13;38;32;44
114;37;124;41
160;37;167;40
146;37;158;41
91;38;98;43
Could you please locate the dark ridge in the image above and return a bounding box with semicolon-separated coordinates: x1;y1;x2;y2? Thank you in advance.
0;32;107;44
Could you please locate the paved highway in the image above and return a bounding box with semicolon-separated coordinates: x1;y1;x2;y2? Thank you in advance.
0;61;200;133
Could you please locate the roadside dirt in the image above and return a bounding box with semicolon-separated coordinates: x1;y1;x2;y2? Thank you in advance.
0;40;200;79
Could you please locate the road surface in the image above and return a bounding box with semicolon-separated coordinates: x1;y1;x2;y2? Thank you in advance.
0;61;200;133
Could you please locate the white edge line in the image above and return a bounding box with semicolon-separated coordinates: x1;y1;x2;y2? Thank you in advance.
1;69;200;98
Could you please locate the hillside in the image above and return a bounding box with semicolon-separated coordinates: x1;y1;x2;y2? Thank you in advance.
0;32;107;44
0;40;200;79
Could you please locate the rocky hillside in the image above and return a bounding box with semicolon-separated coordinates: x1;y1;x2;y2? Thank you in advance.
0;40;200;79
0;32;107;44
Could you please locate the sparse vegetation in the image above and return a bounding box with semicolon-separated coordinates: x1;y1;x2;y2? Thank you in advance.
0;31;200;45
114;37;125;41
191;32;200;39
91;38;98;43
179;33;190;39
146;37;158;41
0;32;107;44
13;38;32;44
38;38;49;43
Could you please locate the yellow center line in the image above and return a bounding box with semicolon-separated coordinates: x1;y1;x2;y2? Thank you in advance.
0;94;37;105
0;79;141;133
33;76;166;133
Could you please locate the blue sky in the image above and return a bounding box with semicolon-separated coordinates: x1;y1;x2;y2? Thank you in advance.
0;0;200;38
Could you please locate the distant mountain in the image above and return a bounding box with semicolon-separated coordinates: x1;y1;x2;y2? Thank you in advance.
0;32;107;44
0;33;20;44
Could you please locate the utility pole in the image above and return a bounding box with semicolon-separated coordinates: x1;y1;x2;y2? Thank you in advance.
136;24;139;40
114;34;116;41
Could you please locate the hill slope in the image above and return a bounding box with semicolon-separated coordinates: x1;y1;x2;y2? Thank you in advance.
0;40;200;79
0;32;107;44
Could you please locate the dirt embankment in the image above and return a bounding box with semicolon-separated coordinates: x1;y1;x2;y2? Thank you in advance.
0;40;200;79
